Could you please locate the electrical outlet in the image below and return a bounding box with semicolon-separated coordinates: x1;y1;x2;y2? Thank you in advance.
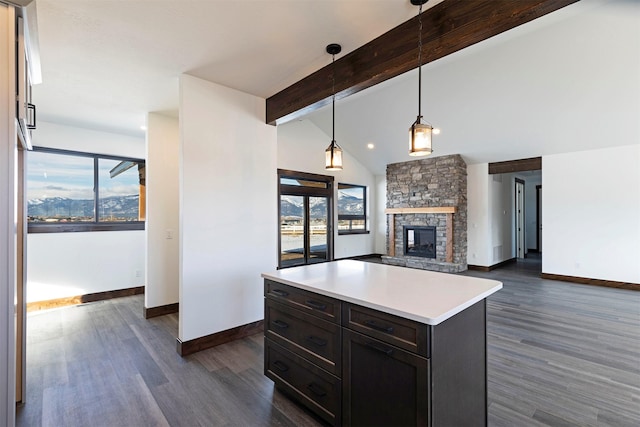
166;229;173;239
135;269;142;278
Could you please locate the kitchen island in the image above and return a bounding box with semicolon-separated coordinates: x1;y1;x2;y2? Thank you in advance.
262;260;502;426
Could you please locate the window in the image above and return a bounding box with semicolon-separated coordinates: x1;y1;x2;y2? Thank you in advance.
337;183;368;234
27;147;145;232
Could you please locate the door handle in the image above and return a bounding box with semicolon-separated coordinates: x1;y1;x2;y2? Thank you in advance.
305;335;327;347
307;382;327;397
273;360;289;372
306;300;327;311
271;289;289;297
26;103;36;129
364;319;394;334
365;341;393;356
272;320;289;329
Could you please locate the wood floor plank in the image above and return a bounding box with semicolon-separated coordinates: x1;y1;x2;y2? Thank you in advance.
17;255;640;426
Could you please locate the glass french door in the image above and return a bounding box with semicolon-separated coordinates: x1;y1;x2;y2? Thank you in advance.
278;170;333;269
279;195;329;267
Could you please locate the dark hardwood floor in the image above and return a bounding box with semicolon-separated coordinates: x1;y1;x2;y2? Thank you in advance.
17;256;640;426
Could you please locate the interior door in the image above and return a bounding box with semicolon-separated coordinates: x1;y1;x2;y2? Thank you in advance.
515;179;525;259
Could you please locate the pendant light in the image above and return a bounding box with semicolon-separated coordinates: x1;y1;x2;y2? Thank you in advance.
325;43;343;170
409;0;435;157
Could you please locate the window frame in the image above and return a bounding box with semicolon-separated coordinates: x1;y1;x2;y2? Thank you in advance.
337;182;369;235
27;146;146;233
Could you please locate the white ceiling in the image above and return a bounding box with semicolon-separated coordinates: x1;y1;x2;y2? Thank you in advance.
30;0;638;176
32;0;444;137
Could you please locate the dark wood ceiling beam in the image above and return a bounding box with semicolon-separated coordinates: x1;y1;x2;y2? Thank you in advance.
488;157;542;174
266;0;580;125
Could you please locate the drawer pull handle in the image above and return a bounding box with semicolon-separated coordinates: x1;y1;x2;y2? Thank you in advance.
273;360;289;372
272;320;289;329
307;382;327;397
365;341;394;356
306;335;327;347
306;300;327;311
364;320;394;334
271;289;289;297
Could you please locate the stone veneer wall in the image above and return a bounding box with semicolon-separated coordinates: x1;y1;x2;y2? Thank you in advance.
383;154;467;273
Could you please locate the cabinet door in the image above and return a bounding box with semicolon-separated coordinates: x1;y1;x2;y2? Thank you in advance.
343;329;429;426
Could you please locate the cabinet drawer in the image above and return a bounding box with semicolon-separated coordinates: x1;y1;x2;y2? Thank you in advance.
265;299;341;375
343;303;430;357
265;280;340;324
265;339;341;426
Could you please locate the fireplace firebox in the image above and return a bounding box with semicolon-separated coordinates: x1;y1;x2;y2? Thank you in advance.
404;226;436;259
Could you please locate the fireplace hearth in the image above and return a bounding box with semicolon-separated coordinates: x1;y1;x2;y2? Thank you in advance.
404;226;436;259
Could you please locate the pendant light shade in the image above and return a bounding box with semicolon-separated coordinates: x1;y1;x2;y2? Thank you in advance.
409;0;436;157
409;120;433;156
325;43;343;170
325;140;343;170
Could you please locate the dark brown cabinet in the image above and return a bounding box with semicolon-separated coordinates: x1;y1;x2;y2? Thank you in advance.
264;280;342;425
264;278;488;427
342;328;429;426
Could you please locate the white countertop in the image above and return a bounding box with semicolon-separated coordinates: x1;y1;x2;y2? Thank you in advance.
262;260;502;325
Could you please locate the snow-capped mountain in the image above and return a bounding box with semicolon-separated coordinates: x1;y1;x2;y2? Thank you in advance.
28;195;140;221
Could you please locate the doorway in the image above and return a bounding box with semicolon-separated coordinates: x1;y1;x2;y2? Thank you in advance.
536;185;542;252
515;178;525;259
488;158;542;266
278;170;334;269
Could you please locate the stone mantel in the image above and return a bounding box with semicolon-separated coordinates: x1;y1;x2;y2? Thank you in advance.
385;207;456;262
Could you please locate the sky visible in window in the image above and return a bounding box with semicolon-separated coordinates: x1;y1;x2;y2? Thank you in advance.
27;151;139;201
338;186;363;199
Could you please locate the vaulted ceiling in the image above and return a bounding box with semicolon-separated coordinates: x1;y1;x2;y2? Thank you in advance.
31;0;638;175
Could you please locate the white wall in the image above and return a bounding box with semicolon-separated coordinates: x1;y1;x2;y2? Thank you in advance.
543;145;640;283
467;163;491;266
0;4;17;424
468;166;530;266
490;173;513;264
33;121;144;156
179;74;277;342
145;113;179;309
374;174;386;255
26;122;146;301
27;231;145;301
277;119;376;259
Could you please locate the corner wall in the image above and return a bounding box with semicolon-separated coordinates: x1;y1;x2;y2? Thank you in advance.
179;74;277;342
145;113;179;310
467;163;491;266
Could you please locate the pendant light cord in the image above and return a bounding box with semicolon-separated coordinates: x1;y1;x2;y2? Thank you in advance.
417;2;423;120
332;52;336;142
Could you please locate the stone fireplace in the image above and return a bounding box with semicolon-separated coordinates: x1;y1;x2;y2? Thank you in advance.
382;154;467;273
